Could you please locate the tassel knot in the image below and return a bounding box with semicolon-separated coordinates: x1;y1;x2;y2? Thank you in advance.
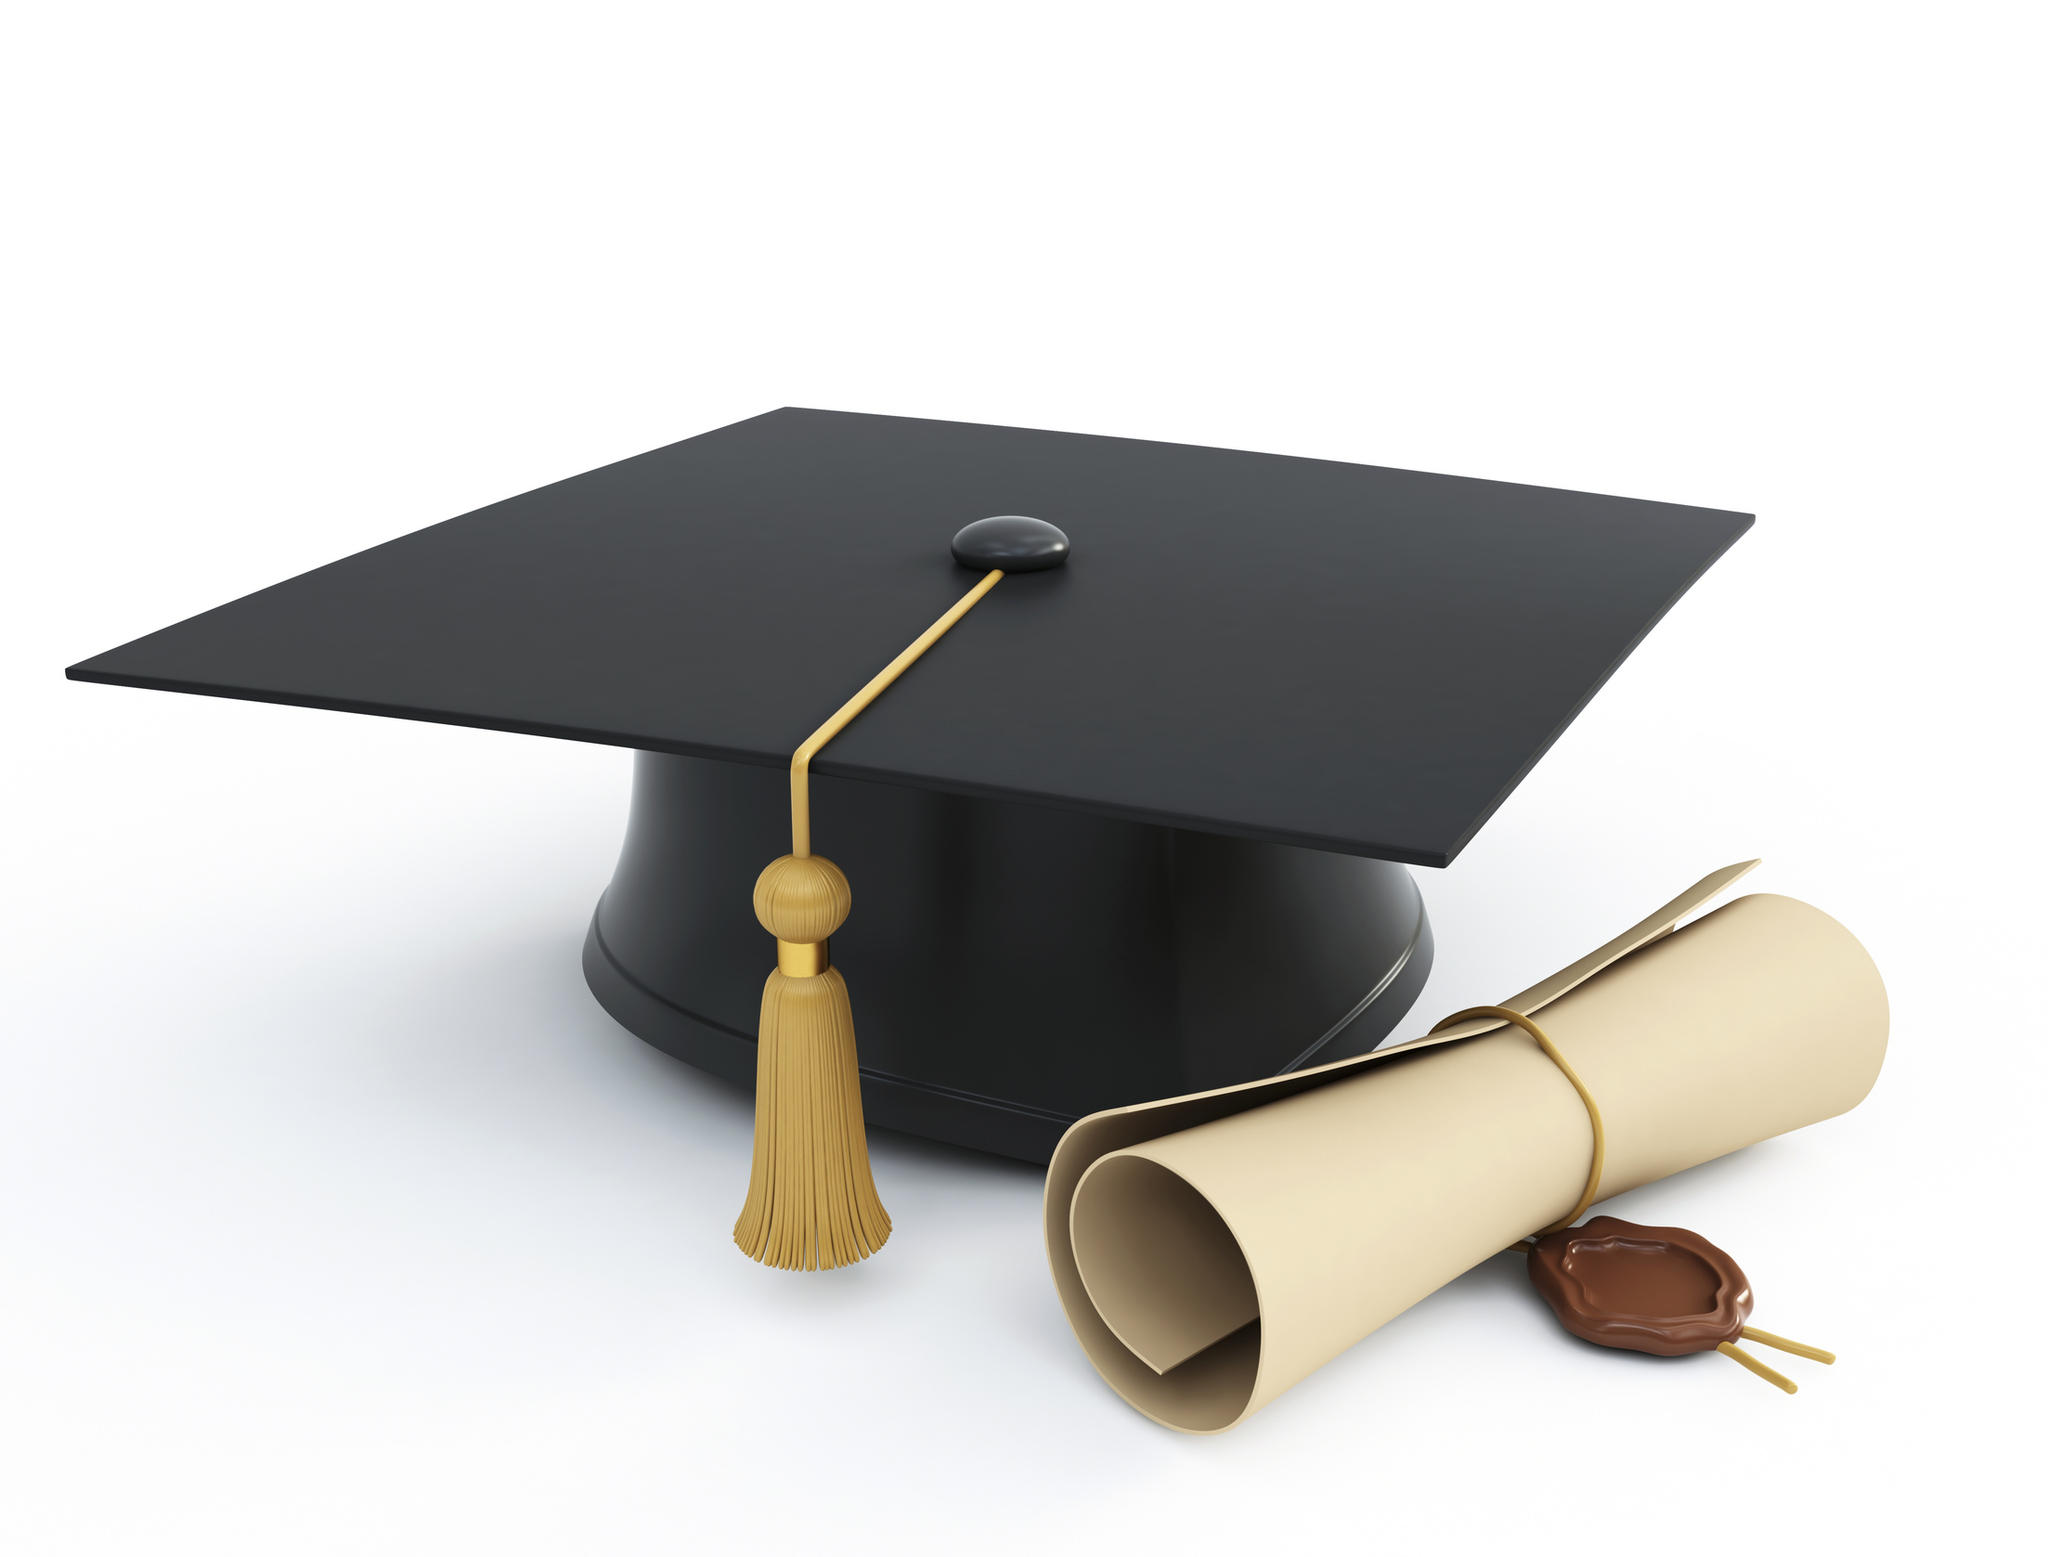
753;854;852;944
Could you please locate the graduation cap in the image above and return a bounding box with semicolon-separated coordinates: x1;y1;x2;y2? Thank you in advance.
67;409;1751;1271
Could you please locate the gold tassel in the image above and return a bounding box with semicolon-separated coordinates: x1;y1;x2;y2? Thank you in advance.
733;853;891;1270
732;567;1008;1269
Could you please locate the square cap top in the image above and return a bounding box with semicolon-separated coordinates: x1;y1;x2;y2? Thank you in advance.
68;409;1750;867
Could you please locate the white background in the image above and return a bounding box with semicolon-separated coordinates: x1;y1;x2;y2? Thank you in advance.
5;4;2042;1553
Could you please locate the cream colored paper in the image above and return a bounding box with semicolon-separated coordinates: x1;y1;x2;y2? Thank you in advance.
1043;865;1888;1432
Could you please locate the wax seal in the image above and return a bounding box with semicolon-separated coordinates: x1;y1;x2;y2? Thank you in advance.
1526;1216;1835;1392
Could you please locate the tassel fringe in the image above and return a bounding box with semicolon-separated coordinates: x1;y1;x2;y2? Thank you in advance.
733;967;892;1270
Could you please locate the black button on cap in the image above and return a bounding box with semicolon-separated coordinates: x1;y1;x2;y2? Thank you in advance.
951;515;1070;572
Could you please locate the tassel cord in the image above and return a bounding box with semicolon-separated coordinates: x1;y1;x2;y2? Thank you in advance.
789;568;1004;855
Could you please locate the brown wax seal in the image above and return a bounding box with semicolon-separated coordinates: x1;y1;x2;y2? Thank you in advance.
1524;1217;1835;1391
1528;1216;1752;1357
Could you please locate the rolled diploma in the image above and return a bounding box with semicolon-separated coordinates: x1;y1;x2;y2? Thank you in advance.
1047;876;1887;1433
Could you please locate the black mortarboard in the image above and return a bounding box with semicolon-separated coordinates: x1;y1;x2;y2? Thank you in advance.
67;409;1751;1267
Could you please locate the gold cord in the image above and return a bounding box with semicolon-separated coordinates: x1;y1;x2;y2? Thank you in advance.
1739;1326;1835;1365
1716;1341;1797;1393
1719;1328;1836;1392
1434;1005;1606;1236
789;569;1005;856
1450;1009;1837;1387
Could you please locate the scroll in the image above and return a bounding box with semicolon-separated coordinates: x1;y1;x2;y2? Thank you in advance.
1043;863;1888;1432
